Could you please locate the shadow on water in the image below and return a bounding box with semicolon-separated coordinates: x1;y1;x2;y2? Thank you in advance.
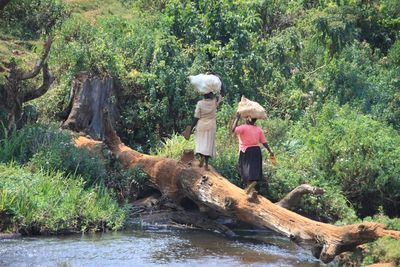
0;229;334;267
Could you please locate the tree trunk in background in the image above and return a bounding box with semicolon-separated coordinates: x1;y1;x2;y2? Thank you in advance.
0;36;54;132
60;73;118;140
72;110;400;264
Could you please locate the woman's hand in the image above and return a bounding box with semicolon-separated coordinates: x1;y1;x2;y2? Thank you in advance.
268;153;277;166
182;126;192;140
232;113;241;133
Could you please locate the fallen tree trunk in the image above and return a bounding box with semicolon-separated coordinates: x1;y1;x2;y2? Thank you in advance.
73;111;400;264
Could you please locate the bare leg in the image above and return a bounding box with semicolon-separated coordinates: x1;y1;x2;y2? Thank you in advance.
245;181;257;194
245;181;258;202
199;154;205;167
204;156;210;171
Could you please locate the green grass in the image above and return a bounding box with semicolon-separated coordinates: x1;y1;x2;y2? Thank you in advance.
152;133;195;160
0;163;126;234
65;0;135;22
0;36;37;71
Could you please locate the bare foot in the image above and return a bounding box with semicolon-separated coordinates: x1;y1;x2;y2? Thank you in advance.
244;181;257;194
247;190;258;203
204;165;210;171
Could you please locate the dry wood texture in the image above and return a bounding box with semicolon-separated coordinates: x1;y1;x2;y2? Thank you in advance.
73;112;400;264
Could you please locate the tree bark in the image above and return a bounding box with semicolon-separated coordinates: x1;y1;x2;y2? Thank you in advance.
22;63;55;102
60;73;118;140
0;36;54;131
19;36;53;80
73;111;400;264
276;184;324;209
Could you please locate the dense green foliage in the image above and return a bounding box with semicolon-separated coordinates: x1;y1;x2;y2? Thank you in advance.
0;125;105;182
0;124;148;201
273;104;400;218
0;163;125;234
0;124;152;233
0;0;69;38
34;0;399;149
361;214;400;266
1;0;400;264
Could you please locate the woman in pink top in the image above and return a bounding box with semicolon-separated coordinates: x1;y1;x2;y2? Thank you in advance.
232;113;274;195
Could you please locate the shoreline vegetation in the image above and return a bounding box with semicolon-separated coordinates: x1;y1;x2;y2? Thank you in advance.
1;0;400;266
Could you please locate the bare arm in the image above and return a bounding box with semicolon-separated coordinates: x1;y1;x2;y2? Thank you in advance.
216;95;224;106
231;112;240;133
190;117;199;132
262;142;274;156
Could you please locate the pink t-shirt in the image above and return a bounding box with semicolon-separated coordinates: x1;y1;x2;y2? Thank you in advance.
234;124;267;152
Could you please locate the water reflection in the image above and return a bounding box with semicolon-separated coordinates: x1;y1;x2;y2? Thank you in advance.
0;229;331;267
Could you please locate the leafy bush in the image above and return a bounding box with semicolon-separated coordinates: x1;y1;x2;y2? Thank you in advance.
152;133;195;160
0;0;69;38
214;127;242;186
273;103;400;219
0;124;149;203
0;163;126;234
33;0;399;152
361;214;400;266
105;163;149;203
0;124;107;186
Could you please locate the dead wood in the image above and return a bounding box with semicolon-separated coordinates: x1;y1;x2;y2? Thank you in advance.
71;110;400;264
130;195;235;237
276;184;324;209
366;263;396;267
60;73;118;140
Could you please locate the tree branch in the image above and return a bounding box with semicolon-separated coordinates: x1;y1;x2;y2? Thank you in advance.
276;184;325;209
20;36;53;80
23;63;55;102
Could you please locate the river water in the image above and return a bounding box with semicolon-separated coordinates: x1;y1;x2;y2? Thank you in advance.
0;229;331;267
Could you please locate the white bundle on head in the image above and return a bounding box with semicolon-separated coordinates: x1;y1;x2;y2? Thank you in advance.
188;74;222;94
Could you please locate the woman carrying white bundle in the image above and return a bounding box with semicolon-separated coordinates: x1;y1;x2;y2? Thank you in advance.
184;74;225;170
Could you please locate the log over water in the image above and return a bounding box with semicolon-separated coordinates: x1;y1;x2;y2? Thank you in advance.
73;110;400;264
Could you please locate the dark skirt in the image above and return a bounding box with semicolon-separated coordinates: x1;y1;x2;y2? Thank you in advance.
239;146;263;182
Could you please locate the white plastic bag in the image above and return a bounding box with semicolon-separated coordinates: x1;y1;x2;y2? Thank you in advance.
237;96;267;119
188;74;221;94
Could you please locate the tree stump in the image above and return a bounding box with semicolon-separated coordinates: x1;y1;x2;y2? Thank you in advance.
60;73;118;140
